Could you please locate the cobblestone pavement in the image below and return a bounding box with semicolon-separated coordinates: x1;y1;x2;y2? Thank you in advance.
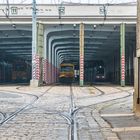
0;84;138;140
0;89;36;123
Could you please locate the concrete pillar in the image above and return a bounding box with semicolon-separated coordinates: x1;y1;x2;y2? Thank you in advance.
125;44;128;84
79;23;84;86
113;55;116;82
38;23;44;84
43;30;47;84
128;45;133;84
30;22;44;87
52;45;57;83
134;0;140;115
30;1;37;87
120;23;125;87
134;58;140;114
55;49;61;82
116;50;120;84
48;38;53;84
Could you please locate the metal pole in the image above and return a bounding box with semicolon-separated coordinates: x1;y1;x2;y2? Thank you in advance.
120;23;125;87
32;0;37;80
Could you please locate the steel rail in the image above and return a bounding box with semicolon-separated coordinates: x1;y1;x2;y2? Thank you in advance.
69;85;132;140
0;86;53;126
69;85;78;140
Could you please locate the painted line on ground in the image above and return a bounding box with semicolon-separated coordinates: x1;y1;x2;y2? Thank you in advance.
101;113;134;117
112;127;140;132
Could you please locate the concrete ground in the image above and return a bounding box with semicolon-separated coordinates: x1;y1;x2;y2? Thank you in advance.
0;84;139;140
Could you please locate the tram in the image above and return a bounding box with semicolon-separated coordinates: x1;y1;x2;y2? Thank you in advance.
12;61;31;82
95;65;105;82
59;63;75;83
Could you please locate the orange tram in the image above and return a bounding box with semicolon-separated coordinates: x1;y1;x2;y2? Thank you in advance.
59;63;75;83
0;60;31;83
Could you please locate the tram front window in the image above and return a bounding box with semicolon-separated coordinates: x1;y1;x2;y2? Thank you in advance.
96;68;104;75
61;66;73;72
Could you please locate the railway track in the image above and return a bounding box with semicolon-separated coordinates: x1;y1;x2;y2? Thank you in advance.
46;85;133;140
45;85;133;140
43;85;78;140
0;84;133;140
68;85;133;140
69;85;77;140
0;86;53;125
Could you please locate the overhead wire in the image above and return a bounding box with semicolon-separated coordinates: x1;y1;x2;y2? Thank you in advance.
1;0;137;4
108;0;136;4
0;0;33;28
0;0;14;24
19;0;29;4
100;0;136;26
1;0;137;26
109;0;114;4
0;0;10;18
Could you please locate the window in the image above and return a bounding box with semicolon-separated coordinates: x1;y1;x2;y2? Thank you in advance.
61;66;73;72
99;6;106;15
96;67;104;75
58;6;65;15
11;7;18;15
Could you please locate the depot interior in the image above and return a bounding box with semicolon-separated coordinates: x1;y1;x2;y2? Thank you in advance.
0;23;136;85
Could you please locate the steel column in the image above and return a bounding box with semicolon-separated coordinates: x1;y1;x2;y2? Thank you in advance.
128;45;132;84
32;0;37;80
135;57;140;112
79;23;84;86
43;30;47;84
31;10;44;87
120;23;125;87
37;23;44;84
30;0;39;87
48;38;52;84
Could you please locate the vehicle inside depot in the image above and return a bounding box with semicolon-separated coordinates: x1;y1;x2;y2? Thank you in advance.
58;60;117;85
0;21;135;86
1;2;140;139
0;56;31;84
59;63;75;83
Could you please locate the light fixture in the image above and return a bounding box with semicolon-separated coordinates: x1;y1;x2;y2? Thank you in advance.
113;25;117;30
73;24;76;28
93;24;97;29
12;24;16;29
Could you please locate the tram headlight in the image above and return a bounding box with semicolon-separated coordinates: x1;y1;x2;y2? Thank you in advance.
96;76;100;79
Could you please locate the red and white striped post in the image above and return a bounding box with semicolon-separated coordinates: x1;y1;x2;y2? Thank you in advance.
35;55;40;80
79;23;84;86
31;2;44;87
120;23;125;87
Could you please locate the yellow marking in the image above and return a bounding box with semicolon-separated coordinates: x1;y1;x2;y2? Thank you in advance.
112;127;140;132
